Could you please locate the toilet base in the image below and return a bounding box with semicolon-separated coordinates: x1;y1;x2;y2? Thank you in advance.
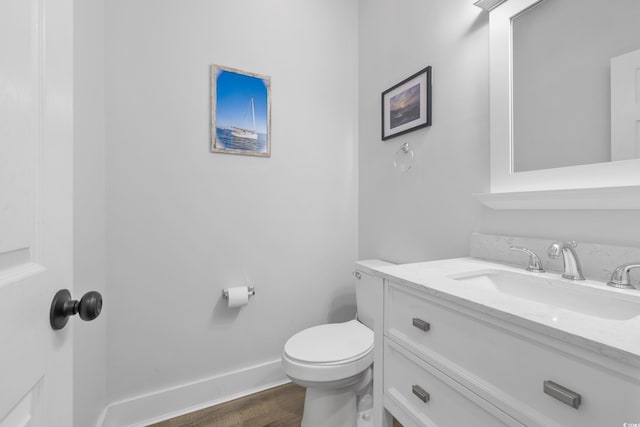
301;386;357;427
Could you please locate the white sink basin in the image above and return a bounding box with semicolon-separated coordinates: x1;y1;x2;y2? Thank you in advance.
448;269;640;321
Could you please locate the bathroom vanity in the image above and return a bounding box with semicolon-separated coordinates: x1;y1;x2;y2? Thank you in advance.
357;254;640;427
352;0;640;423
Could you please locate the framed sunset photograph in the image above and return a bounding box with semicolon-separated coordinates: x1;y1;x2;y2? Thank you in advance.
381;66;432;140
211;65;271;157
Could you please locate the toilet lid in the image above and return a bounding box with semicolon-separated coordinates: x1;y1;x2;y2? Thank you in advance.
284;320;373;364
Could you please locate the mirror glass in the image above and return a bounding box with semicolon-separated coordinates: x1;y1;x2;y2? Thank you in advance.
512;0;640;173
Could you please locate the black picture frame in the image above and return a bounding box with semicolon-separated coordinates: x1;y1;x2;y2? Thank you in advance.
381;66;432;141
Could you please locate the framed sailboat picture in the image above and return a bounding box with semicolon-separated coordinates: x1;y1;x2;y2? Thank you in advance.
211;65;271;157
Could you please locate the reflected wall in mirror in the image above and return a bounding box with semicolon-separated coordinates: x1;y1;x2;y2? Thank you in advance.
512;0;640;173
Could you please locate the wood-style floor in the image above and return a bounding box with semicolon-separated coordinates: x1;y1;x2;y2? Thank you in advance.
147;382;402;427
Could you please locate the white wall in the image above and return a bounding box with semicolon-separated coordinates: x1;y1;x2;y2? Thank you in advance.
359;0;489;263
359;0;640;266
73;0;107;425
105;0;358;409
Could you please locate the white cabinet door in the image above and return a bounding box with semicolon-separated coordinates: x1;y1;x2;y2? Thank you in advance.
0;0;74;425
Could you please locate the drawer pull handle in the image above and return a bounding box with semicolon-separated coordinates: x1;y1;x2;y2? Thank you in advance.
543;380;581;409
412;317;430;331
412;384;430;403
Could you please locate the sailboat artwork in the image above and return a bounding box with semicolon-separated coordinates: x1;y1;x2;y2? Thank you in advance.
211;64;271;157
231;98;258;141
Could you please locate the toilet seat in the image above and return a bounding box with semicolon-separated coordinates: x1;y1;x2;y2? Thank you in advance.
282;320;374;383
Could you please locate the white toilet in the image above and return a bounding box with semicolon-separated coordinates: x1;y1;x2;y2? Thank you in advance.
281;267;378;427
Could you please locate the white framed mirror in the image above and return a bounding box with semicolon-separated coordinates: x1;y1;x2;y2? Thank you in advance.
483;0;640;208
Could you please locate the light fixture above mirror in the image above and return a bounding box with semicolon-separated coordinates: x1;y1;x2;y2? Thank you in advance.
473;0;508;11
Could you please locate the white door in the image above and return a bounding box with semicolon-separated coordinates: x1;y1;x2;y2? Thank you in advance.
0;0;74;425
611;48;640;161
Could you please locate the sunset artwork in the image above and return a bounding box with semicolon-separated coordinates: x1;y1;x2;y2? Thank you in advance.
389;84;421;129
381;66;432;140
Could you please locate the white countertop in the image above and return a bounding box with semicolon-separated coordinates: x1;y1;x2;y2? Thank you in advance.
358;257;640;367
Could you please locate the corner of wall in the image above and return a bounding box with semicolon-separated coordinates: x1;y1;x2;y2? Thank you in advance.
73;0;107;425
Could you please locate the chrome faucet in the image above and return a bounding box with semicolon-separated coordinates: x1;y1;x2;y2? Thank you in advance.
607;263;640;289
547;241;585;280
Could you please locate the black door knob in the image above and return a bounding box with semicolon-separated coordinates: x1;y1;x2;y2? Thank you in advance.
50;289;103;330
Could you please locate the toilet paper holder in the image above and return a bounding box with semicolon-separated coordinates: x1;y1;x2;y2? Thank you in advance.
222;285;255;300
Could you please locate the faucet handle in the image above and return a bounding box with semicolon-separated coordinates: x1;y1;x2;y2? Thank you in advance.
607;263;640;290
510;246;545;273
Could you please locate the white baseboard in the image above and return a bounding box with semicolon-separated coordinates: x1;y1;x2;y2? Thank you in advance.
98;359;289;427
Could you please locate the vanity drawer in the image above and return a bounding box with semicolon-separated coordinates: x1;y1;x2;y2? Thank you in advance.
384;339;523;427
385;281;640;427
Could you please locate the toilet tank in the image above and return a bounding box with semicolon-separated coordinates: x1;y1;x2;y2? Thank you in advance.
355;260;394;330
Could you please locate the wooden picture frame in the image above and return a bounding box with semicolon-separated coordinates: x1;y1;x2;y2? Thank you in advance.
381;66;432;140
211;64;271;157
